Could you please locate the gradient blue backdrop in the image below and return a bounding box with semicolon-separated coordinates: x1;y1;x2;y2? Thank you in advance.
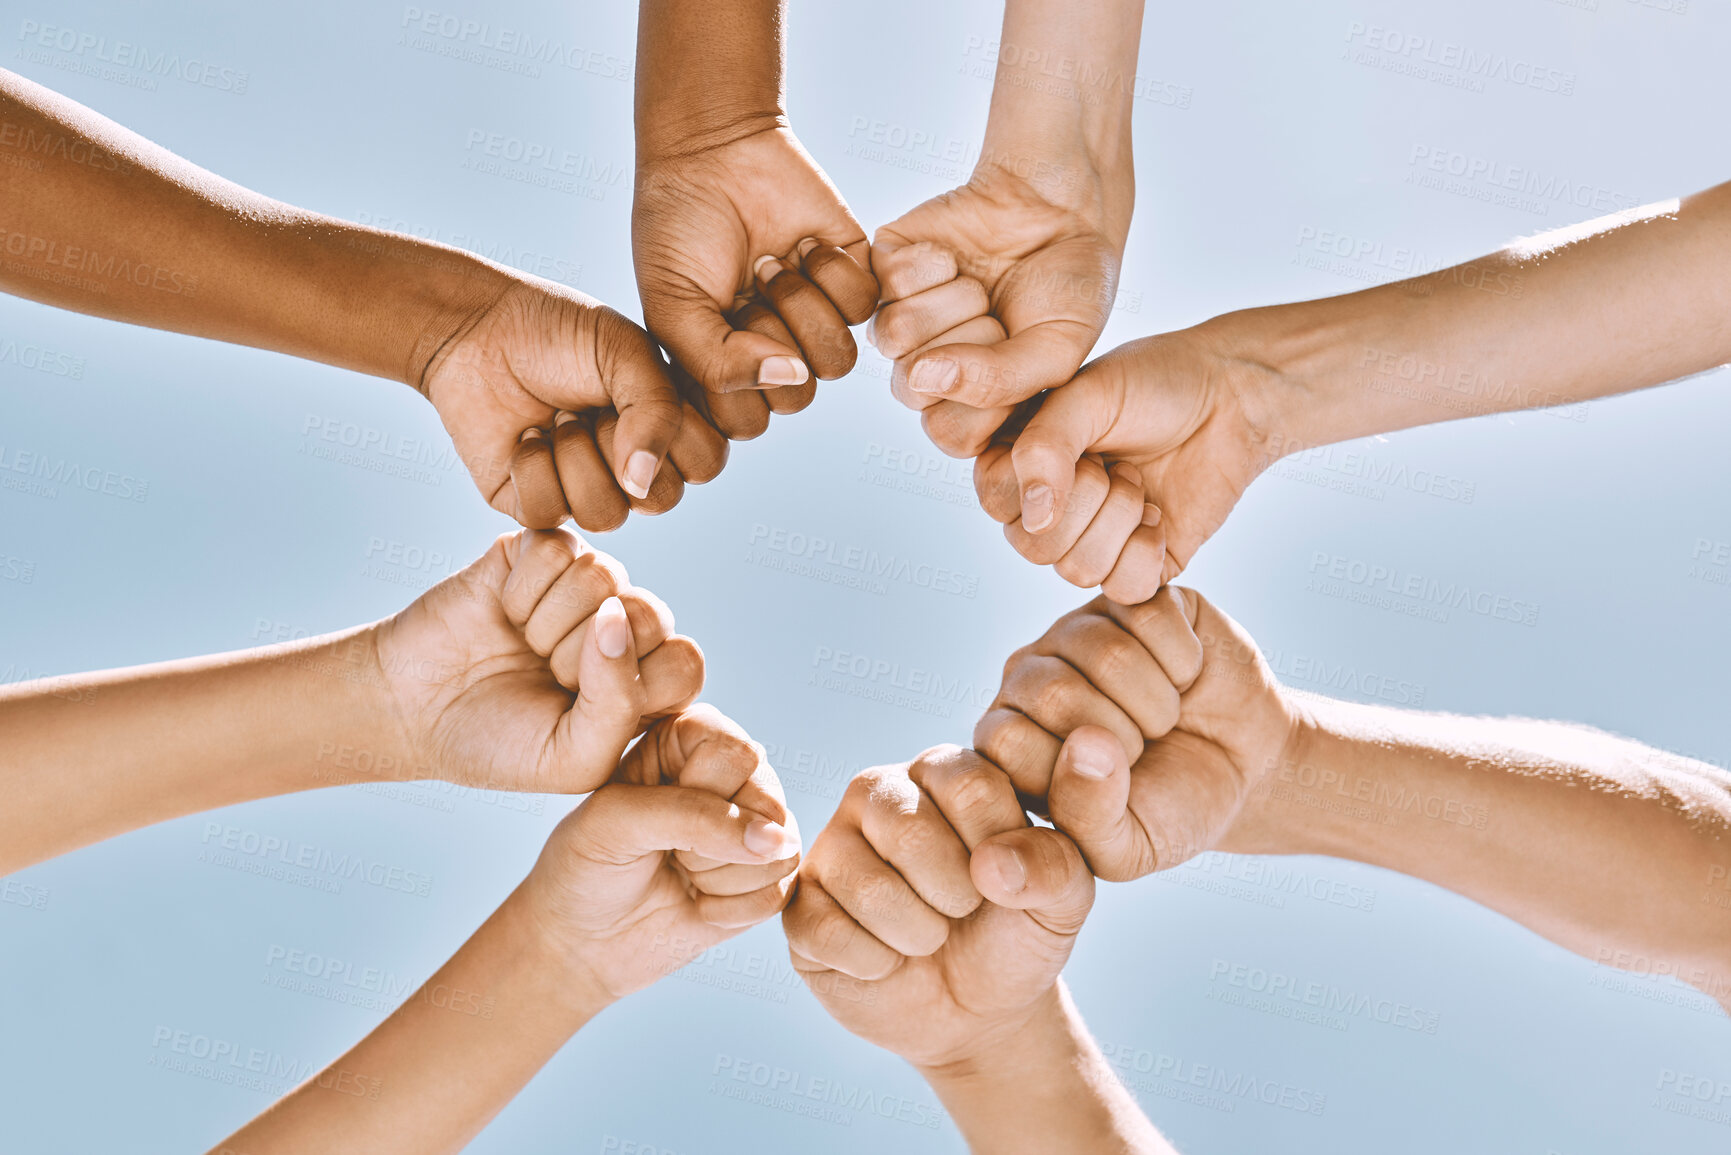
0;1;1727;1152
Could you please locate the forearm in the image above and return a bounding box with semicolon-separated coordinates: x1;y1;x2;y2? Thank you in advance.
1231;182;1731;448
213;884;599;1155
978;0;1144;229
920;984;1174;1154
0;69;510;387
1227;692;1731;996
0;627;389;873
635;0;785;160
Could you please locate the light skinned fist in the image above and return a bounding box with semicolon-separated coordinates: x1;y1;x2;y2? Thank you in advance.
782;747;1094;1072
871;162;1131;461
974;323;1289;593
520;705;801;1012
974;587;1299;880
370;527;704;797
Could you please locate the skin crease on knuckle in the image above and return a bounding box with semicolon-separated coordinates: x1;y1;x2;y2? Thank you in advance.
927;762;1005;833
974;712;1058;786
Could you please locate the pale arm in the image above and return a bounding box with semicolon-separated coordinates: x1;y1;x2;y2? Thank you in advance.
1241;183;1731;449
0;629;385;875
1227;693;1731;1004
920;984;1176;1155
210;883;597;1155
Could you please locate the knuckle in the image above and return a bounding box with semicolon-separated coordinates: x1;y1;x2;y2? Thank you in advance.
922;407;990;459
887;813;941;864
808;907;860;959
1171;635;1206;688
527;530;578;571
1092;633;1140;684
1147;685;1181;737
942;763;1004;823
904;915;951;957
1052;553;1104;589
848;871;903;921
874;307;918;354
1011;525;1068;566
978;713;1043;770
1103;566;1161;607
1027;672;1080;725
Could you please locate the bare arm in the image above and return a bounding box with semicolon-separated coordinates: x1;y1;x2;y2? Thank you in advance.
0;530;699;877
985;181;1731;586
922;985;1176;1155
0;67;504;386
0;630;385;875
1245;183;1731;447
979;591;1731;1009
1227;694;1731;1005
213;709;802;1155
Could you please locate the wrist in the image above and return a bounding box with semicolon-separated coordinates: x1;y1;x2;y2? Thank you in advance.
1193;307;1352;469
636;108;787;166
496;882;615;1029
272;624;405;794
1216;690;1339;859
916;985;1073;1090
390;244;515;396
1207;285;1439;455
975;4;1141;240
635;0;786;163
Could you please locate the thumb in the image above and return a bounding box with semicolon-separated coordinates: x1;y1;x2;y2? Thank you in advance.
600;322;686;500
970;826;1095;937
576;783;802;866
903;318;1094;408
642;277;805;395
558;596;647;790
1010;365;1124;534
1046;725;1154;882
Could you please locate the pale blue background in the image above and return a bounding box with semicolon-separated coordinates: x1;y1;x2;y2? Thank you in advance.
0;1;1727;1152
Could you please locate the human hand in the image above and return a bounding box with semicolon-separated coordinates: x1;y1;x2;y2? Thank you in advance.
419;275;729;532
871;158;1131;460
782;746;1095;1071
973;586;1299;880
633;126;878;439
973;322;1290;591
368;528;704;796
517;705;801;1010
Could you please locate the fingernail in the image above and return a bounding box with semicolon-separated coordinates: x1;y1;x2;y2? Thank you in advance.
595;596;630;659
753;255;785;282
519;427;544;443
988;846;1027;895
1142;503;1163;527
1067;743;1115;780
1022;485;1055;532
907;358;958;395
758;356;809;386
554;410;579;427
864;314;878;349
623;450;657;500
797;237;820;260
744;818;798;859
